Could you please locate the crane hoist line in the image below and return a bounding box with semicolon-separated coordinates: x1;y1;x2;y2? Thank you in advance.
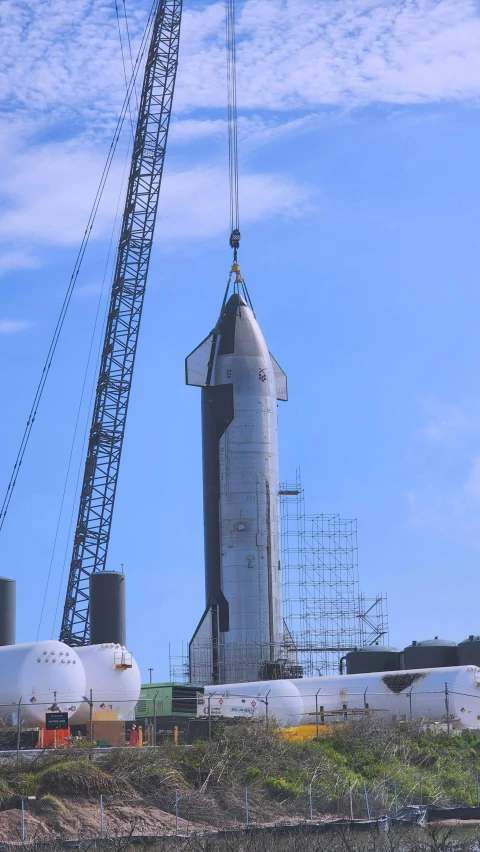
60;0;183;646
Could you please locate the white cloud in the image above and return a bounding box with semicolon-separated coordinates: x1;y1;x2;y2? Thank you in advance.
0;133;309;250
1;0;479;268
409;398;480;549
0;320;32;335
1;0;480;127
158;166;310;240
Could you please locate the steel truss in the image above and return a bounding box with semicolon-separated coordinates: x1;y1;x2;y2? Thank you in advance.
60;0;182;645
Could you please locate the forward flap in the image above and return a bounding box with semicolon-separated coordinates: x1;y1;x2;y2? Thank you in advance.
270;353;288;401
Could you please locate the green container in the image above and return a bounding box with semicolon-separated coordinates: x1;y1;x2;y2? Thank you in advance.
135;682;203;720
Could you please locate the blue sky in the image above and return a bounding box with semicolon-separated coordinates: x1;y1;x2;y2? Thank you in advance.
1;0;480;681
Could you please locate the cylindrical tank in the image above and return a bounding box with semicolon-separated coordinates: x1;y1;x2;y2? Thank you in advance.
458;636;480;667
70;644;141;723
90;572;126;646
203;680;304;727
346;645;403;674
293;666;480;728
403;638;458;670
0;641;86;726
0;577;16;645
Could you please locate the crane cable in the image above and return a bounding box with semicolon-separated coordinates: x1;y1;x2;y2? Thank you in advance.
37;1;140;640
0;0;158;537
226;0;241;260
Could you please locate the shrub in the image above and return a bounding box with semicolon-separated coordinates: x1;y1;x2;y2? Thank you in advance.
35;794;65;815
264;776;300;798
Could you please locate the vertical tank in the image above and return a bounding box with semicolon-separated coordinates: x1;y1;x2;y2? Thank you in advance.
458;636;480;667
346;645;403;674
403;638;458;669
90;571;126;646
0;577;15;645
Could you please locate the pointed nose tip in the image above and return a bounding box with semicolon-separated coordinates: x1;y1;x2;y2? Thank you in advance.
218;293;266;357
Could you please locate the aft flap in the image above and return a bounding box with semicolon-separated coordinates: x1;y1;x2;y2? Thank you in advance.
270;353;288;401
185;333;216;387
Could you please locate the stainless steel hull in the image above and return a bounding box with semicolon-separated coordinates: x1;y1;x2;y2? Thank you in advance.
186;293;287;683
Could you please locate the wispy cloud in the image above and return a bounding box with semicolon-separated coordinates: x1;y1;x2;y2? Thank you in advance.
0;320;32;335
1;0;480;270
409;398;480;550
1;1;480;125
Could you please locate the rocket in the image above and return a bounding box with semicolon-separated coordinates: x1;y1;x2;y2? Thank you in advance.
186;291;288;684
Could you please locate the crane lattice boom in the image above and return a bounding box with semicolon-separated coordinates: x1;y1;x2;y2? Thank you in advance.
60;0;182;645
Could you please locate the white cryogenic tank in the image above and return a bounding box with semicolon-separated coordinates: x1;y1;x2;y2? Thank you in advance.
70;644;141;723
293;666;480;729
203;679;303;727
0;641;85;726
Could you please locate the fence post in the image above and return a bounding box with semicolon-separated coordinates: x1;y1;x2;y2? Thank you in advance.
175;790;179;836
408;688;413;721
363;782;371;820
308;783;313;822
89;689;94;742
445;682;450;734
265;690;270;729
21;797;25;842
394;779;398;818
315;689;321;737
349;785;354;820
99;794;104;837
420;772;423;807
477;771;479;807
208;694;212;741
16;696;22;765
245;786;249;829
153;693;157;748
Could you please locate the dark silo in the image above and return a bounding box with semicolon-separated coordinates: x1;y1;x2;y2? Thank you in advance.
90;572;126;646
403;637;458;670
346;645;403;674
458;635;480;667
0;577;16;645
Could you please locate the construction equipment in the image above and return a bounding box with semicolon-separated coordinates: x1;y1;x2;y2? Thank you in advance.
60;0;182;645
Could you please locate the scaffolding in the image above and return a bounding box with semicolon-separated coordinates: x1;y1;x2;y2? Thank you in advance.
280;474;388;677
171;474;389;684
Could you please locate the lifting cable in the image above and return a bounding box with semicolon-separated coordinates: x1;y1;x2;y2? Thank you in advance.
0;0;158;538
37;2;141;640
225;0;240;259
224;0;254;313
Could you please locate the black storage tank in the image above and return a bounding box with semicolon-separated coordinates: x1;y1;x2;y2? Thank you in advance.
0;577;15;645
403;637;458;670
345;645;403;674
90;571;126;646
458;635;480;667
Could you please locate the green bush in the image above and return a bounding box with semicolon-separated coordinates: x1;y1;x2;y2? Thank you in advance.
35;794;65;815
264;776;301;798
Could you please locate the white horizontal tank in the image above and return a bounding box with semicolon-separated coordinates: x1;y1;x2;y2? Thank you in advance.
70;644;141;723
293;666;480;729
203;679;304;727
0;641;86;726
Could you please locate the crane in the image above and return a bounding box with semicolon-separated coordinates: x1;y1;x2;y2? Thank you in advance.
60;0;182;645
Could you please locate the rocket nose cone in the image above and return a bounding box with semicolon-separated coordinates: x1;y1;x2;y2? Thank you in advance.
217;293;267;357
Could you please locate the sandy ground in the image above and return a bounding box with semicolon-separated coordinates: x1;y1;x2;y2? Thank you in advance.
0;799;208;842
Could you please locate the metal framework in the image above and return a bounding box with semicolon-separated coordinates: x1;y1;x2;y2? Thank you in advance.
60;0;182;645
281;474;388;677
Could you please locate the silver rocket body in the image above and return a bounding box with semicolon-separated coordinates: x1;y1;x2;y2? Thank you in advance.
186;293;287;684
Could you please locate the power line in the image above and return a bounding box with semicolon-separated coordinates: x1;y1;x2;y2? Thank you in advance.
0;1;158;539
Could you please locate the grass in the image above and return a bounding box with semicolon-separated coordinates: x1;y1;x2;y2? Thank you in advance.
1;719;480;816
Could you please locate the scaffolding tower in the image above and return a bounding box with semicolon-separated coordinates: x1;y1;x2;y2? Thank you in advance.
280;474;388;677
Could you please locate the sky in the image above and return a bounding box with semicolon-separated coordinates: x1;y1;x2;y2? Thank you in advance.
1;0;480;682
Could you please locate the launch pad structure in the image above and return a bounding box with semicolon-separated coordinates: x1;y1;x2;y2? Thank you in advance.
281;474;388;677
171;474;388;684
